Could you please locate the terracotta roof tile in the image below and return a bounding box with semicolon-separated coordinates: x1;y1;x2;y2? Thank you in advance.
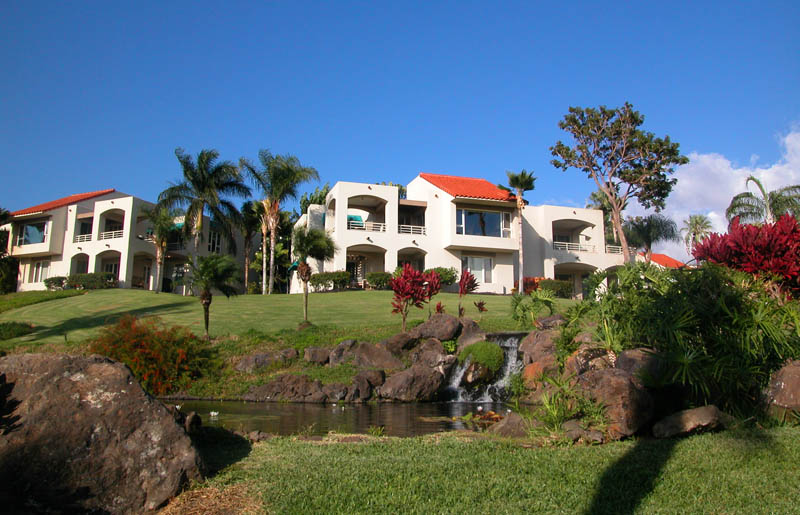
11;189;116;216
640;252;686;269
419;173;516;202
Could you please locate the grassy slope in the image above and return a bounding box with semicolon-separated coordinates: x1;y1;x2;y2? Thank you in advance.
192;427;800;514
0;289;571;353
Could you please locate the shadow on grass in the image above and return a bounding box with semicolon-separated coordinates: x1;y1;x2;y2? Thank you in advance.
191;426;252;476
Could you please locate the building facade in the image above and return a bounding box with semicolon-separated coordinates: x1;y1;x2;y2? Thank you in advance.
4;189;246;292
291;173;625;296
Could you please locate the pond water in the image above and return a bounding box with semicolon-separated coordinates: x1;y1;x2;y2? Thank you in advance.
175;400;512;437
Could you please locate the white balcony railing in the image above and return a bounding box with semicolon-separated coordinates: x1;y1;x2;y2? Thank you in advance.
553;241;596;253
73;234;92;243
605;245;624;254
167;242;186;251
398;224;426;235
99;230;124;240
348;220;386;232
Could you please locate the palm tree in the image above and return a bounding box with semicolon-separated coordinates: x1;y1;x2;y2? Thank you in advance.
240;150;319;295
159;148;251;259
0;207;10;256
725;175;800;225
292;226;336;323
681;214;713;255
142;206;178;294
185;254;239;339
506;170;536;292
624;214;680;263
239;200;263;291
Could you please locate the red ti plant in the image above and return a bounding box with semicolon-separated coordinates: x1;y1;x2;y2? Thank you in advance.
458;269;478;317
435;301;446;314
389;263;442;332
473;300;488;321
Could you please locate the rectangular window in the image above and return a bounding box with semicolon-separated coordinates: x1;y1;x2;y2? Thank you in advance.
17;221;48;246
455;209;510;238
554;234;571;243
208;231;221;253
103;262;120;278
29;260;50;283
79;221;92;235
461;255;494;283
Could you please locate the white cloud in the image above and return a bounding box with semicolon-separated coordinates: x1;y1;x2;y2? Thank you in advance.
625;129;800;262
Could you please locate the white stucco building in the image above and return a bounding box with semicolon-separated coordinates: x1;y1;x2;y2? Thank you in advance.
4;189;247;292
291;173;625;296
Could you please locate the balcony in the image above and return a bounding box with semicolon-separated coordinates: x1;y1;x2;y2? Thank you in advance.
99;230;124;240
553;241;596;253
605;245;623;254
167;242;186;251
73;234;92;243
398;224;425;235
348;220;386;232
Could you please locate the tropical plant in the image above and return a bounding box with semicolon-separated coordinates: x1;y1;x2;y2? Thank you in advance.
510;289;556;327
624;213;681;263
424;267;458;286
551;103;689;262
299;183;331;215
185;254;239;339
725;175;800;225
158;148;250;260
693;213;800;296
292;226;337;323
239;200;263;290
389;263;441;332
506;170;537;289
681;214;713;255
457;269;478;317
142;206;179;294
241;150;319;295
458;341;504;373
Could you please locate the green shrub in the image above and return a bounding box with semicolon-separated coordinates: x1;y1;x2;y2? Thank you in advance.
309;271;351;291
43;276;67;291
88;315;218;395
424;267;458;286
458;341;504;373
0;321;34;340
66;272;118;290
538;279;573;298
510;289;556;327
366;272;392;290
0;255;19;294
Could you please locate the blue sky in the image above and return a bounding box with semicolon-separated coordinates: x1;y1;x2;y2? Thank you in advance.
2;1;799;256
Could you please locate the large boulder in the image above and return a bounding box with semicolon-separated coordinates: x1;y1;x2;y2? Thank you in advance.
577;368;654;439
652;405;734;438
345;370;385;402
379;365;446;401
330;340;404;370
236;348;298;373
244;374;329;403
616;348;665;385
535;314;565;330
564;344;611;376
409;313;461;341
329;339;358;366
456;319;487;352
518;329;558;366
304;347;330;365
765;360;800;418
380;333;419;356
410;338;457;376
487;412;530;438
0;354;202;513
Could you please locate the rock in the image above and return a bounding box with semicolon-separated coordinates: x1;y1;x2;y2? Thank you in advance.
585;430;604;444
410;339;457;376
244;374;328;403
380;333;418;356
247;430;274;442
0;354;202;513
463;362;494;386
409;313;461;341
349;342;405;370
487;412;530;438
577;368;654;439
765;360;800;418
518;330;558;366
456;319;486;352
536;314;565;329
236;349;296;373
616;348;665;385
521;351;559;390
304;347;330;365
564;344;610;376
345;370;385;402
329;339;358;366
562;419;585;442
184;411;202;435
322;383;349;402
652;405;734;438
379;365;446;401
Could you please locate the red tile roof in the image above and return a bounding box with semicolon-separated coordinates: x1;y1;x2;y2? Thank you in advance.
640;252;686;269
11;189;116;216
419;173;516;202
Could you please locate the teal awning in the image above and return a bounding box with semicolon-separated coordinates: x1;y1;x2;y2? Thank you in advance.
347;215;363;223
287;260;300;272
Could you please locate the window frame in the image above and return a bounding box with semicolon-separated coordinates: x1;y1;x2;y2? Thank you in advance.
460;255;494;284
455;208;512;239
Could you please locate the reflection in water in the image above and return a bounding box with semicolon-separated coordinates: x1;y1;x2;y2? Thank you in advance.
175;400;510;437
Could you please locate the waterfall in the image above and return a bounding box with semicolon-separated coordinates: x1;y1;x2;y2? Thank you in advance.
442;332;526;402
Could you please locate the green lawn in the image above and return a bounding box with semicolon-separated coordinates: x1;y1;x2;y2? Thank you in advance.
0;289;571;353
182;426;800;514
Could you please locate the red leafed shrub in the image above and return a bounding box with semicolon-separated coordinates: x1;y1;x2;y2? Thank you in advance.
389;263;441;332
89;315;218;395
513;276;546;294
693;214;800;296
435;301;446;314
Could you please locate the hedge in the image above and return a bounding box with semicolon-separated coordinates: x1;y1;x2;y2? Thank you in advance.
309;270;351;291
366;272;392;290
538;279;573;298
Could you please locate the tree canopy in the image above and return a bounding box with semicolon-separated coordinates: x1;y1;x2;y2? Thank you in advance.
551;103;688;261
725;175;800;225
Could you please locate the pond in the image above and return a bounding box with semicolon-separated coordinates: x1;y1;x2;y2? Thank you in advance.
175;400;512;437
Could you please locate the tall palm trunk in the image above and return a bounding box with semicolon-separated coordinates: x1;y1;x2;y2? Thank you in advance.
516;192;524;290
154;246;164;294
200;290;212;340
303;280;309;322
267;207;279;295
261;220;268;295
